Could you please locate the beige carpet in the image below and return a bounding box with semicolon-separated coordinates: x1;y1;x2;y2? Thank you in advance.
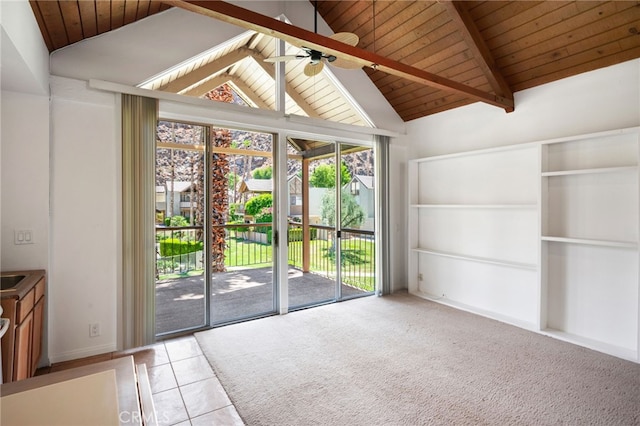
195;292;640;425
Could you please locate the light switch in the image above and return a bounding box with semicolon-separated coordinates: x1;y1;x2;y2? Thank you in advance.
14;229;34;245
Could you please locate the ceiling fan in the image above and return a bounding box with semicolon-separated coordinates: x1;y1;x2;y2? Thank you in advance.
264;1;361;77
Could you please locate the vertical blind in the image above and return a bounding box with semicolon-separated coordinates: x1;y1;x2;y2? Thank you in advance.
121;94;157;348
375;134;391;295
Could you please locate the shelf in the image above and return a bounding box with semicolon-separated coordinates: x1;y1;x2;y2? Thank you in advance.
541;165;637;177
541;236;638;249
541;328;638;362
410;289;538;331
411;247;537;270
410;204;536;209
410;142;538;163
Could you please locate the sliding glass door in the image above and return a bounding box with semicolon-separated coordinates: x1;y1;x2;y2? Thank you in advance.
155;121;207;335
154;122;376;336
155;121;277;336
209;127;277;324
287;139;376;310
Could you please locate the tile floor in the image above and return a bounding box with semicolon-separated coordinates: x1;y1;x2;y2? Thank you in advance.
37;335;244;426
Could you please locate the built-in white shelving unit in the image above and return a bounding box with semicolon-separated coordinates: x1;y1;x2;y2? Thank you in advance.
409;127;640;363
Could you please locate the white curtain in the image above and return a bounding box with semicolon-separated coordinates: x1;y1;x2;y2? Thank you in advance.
121;94;158;348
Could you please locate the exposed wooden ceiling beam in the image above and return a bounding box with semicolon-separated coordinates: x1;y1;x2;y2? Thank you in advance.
248;53;322;119
441;1;512;99
173;51;322;119
227;79;271;110
182;74;230;97
163;0;514;112
301;143;335;159
159;47;253;92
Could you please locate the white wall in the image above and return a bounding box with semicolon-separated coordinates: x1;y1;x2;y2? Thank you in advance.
402;59;640;158
1;0;50;269
1;91;50;270
0;0;50;95
395;59;640;293
1;0;51;365
48;77;120;362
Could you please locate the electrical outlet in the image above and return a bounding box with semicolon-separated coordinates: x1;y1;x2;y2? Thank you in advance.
89;323;100;337
418;273;423;281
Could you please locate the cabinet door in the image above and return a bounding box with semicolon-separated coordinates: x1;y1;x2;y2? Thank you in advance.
31;297;44;374
13;311;33;381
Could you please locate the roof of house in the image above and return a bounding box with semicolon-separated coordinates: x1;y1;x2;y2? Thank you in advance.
352;175;374;190
238;179;273;194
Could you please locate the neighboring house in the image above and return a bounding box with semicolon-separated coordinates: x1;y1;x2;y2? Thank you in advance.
238;176;303;217
345;175;374;230
156;181;199;221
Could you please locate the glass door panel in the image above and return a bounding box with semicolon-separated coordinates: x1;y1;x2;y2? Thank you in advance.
210;127;276;324
339;144;376;297
287;140;338;308
155;121;207;336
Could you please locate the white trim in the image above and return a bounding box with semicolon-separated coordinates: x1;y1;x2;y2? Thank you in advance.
89;79;400;139
541;166;637;176
412;248;538;270
410;204;536;209
137;30;257;89
411;126;640;164
322;66;375;128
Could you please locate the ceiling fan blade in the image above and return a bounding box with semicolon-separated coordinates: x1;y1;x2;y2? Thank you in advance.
329;56;363;70
304;61;324;77
264;55;306;63
330;32;359;47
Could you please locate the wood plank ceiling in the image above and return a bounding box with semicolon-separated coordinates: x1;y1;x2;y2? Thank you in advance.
29;1;640;122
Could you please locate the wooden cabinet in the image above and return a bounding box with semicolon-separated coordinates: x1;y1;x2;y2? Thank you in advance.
1;273;46;382
13;311;33;381
31;297;44;375
408;127;640;362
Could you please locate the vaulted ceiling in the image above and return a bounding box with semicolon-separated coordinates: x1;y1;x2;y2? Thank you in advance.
29;1;640;122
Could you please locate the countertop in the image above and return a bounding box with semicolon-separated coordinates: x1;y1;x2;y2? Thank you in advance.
1;356;144;425
0;269;45;300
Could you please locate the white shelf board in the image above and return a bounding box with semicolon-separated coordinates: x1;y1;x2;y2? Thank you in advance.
539;126;640;146
409;289;538;331
541;328;638;363
541;165;637;177
410;141;538;163
411;247;537;270
410;204;536;209
541;236;638;249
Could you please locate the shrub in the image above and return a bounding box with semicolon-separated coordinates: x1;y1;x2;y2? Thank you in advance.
254;206;273;234
245;193;272;216
229;203;243;221
159;238;203;256
226;220;248;233
163;215;189;227
267;228;317;244
288;228;317;241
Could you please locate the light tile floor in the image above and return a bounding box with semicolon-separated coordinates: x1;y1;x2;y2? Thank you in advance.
38;335;244;426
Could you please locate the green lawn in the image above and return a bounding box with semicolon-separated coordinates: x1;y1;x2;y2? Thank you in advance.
158;237;375;291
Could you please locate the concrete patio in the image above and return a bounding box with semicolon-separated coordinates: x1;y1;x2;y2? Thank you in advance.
155;267;370;335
